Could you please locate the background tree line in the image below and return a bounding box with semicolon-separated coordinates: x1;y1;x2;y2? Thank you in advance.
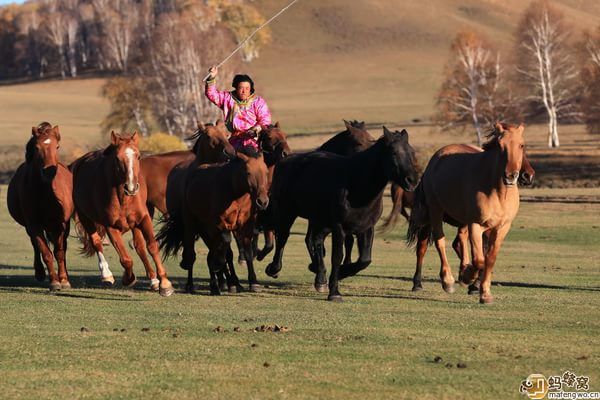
436;0;600;147
0;0;270;137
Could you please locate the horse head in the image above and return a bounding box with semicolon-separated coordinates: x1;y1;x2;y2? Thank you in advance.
235;151;269;211
258;121;291;167
343;119;373;152
382;126;419;192
27;122;61;182
192;119;236;162
519;151;535;186
491;122;525;186
107;130;141;196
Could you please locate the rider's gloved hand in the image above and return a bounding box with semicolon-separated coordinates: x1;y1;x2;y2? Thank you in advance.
207;66;218;80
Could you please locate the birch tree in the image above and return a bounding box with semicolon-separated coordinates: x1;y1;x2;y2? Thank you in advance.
581;27;600;134
514;0;579;148
436;31;506;145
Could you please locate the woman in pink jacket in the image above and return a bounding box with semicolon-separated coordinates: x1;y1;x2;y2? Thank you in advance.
205;66;272;151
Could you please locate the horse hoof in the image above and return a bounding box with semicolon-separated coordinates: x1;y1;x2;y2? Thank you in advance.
256;251;266;262
442;282;456;294
150;279;160;292
467;285;479;295
185;285;195;294
249;284;262;293
327;294;343;302
479;295;494;304
122;275;137;289
102;275;115;287
412;285;423;292
459;266;478;286
159;286;174;297
219;283;228;292
210;289;221;296
265;263;280;279
60;280;71;290
314;284;328;293
34;270;46;282
49;281;61;291
238;260;247;268
228;285;238;294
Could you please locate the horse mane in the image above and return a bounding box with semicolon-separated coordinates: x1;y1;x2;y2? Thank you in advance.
187;124;216;154
25;122;54;163
482;123;510;151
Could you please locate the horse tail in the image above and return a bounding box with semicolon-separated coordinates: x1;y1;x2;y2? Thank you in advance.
156;214;185;259
378;183;403;234
72;212;105;257
406;183;430;247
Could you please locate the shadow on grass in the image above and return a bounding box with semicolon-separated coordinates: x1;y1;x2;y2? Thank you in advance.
0;263;90;273
358;274;600;292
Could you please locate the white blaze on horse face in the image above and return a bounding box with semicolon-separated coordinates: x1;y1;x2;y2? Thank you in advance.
96;251;113;279
43;138;51;145
124;147;136;193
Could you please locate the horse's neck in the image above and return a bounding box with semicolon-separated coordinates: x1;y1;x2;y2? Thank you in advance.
223;161;250;201
346;140;388;205
101;155;126;203
480;147;510;197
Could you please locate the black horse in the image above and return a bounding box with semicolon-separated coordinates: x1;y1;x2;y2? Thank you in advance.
264;127;419;301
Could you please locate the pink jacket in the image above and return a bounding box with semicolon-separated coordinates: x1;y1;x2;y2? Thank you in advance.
205;80;272;135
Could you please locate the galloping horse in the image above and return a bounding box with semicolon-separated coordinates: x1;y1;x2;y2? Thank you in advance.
141;120;236;218
407;123;525;304
265;127;419;301
7;123;73;290
71;131;173;296
158;151;270;295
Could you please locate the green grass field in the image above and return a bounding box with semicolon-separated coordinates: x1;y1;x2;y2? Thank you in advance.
0;185;598;399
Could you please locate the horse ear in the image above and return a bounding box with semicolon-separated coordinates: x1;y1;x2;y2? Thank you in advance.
53;125;61;141
216;119;224;127
274;121;280;128
399;129;409;141
31;126;38;136
343;119;352;131
132;130;139;145
494;122;505;134
197;121;204;130
383;126;394;142
110;130;118;145
518;123;525;134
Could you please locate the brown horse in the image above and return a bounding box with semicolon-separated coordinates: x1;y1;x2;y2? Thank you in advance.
71;131;173;296
7;123;74;290
141;120;236;218
158;151;270;294
407;123;525;304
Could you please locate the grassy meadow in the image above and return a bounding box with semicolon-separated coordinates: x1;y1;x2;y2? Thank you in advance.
0;185;598;399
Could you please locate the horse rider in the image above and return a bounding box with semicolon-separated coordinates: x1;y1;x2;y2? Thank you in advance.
205;66;272;151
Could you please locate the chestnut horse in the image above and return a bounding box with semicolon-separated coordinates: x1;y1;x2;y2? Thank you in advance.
407;123;525;304
7;123;73;290
265;128;419;301
158;151;270;295
71;131;173;296
141;120;236;218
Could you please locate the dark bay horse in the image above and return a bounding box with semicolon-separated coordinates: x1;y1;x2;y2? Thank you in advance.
265;128;419;301
158;151;270;295
7;123;74;290
71;131;174;296
141;120;236;218
407;123;525;304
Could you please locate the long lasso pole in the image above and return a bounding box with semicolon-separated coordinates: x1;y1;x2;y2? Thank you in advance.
202;0;301;81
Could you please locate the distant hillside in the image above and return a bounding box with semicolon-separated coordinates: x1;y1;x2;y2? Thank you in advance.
245;0;600;132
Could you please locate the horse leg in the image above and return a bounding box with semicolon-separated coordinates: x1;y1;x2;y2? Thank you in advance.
105;228;136;288
265;216;296;278
327;224;346;302
338;227;374;280
225;244;243;293
30;238;45;282
479;224;511;304
131;226;159;292
412;225;430;292
305;223;319;274
28;227;60;291
460;224;485;286
180;222;197;293
453;226;471;288
78;213;115;286
233;231;247;268
431;217;455;294
239;227;261;293
137;216;173;297
256;229;274;261
306;224;328;293
206;248;224;296
50;227;70;289
342;234;354;265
